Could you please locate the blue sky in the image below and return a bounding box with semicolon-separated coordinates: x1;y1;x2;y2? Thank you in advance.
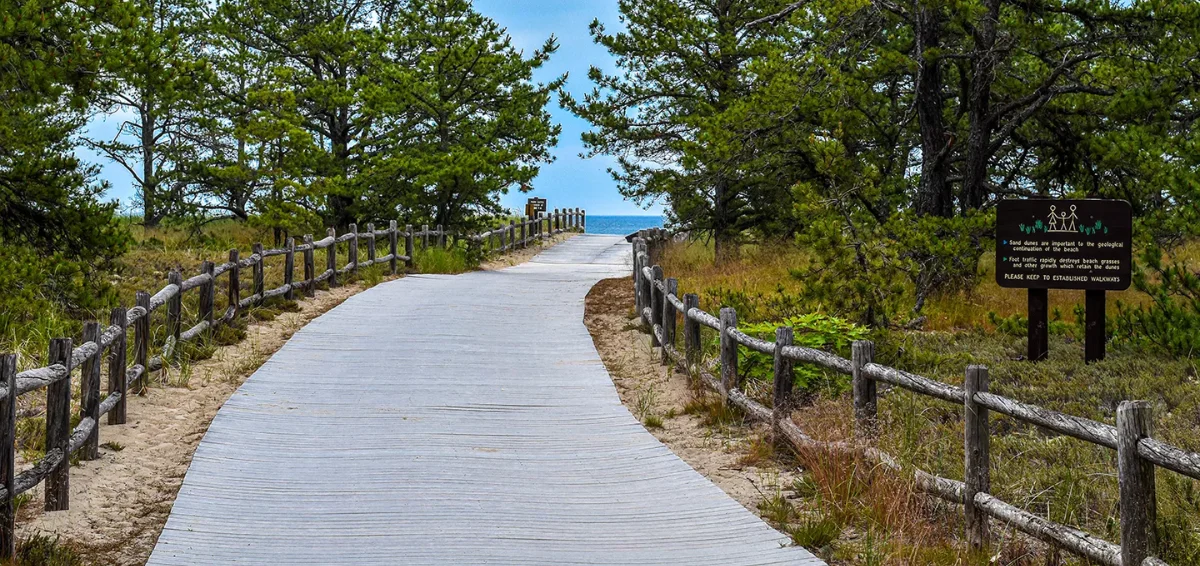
82;0;663;218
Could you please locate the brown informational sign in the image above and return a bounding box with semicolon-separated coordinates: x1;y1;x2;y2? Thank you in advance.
996;199;1132;291
525;197;547;218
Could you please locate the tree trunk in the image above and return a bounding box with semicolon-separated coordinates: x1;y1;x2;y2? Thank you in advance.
963;0;1001;212
713;178;736;264
913;3;952;218
141;107;160;227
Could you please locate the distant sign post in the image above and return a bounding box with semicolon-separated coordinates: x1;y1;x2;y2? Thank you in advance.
996;199;1132;362
525;197;547;219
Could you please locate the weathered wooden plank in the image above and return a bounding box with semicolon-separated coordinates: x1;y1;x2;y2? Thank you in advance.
974;493;1120;566
719;307;738;404
45;338;72;511
964;365;990;549
683;294;701;369
285;238;296;301
80;322;101;460
135;291;150;393
861;362;964;403
974;391;1117;449
168;270;183;341
303;235;316;297
228;250;241;320
0;354;14;561
108;307;128;425
1118;401;1156;565
327;228;338;288
253;243;265;306
852;340;876;433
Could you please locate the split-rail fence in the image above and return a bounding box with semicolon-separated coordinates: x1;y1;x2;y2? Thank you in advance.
0;208;584;559
632;229;1198;566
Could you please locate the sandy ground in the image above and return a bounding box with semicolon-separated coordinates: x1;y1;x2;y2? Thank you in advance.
479;232;577;270
15;281;374;565
583;277;801;519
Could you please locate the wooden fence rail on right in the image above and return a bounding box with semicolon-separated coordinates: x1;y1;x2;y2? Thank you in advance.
0;209;586;560
632;229;1191;566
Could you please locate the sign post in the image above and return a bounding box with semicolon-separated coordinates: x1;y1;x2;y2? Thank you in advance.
995;199;1132;362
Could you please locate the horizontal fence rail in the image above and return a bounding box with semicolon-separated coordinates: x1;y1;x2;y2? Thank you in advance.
0;209;585;559
631;229;1193;566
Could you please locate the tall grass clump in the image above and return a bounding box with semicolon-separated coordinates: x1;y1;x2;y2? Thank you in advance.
414;245;470;274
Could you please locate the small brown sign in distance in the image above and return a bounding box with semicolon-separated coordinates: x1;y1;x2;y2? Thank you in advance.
996;199;1132;291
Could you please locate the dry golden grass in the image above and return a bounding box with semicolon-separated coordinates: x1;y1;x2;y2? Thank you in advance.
660;238;1200;332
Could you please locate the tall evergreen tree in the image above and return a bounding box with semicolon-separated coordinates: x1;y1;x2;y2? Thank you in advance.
215;0;391;228
564;0;795;262
364;0;563;229
1;0;133;259
86;0;207;227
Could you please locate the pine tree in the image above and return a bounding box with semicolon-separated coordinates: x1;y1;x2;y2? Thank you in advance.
0;0;134;259
363;0;563;229
563;0;796;262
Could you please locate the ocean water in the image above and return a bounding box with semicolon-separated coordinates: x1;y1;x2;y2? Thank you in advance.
584;215;664;236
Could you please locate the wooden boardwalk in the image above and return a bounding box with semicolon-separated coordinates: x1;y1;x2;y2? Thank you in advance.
148;234;821;565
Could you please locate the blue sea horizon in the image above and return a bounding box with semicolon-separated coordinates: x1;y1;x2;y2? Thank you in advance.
584;215;664;236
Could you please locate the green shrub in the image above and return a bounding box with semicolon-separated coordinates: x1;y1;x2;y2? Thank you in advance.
0;243;118;356
715;313;867;398
1115;246;1200;356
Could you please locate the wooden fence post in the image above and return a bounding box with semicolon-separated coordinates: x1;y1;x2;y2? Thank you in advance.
228;250;241;316
773;327;795;428
167;270;182;342
199;261;215;326
388;220;398;275
252;242;265;304
639;257;653;327
404;225;415;269
684;293;701;369
302;236;315;297
108;307;127;425
45;337;72;511
422;224;429;249
662;278;678;364
134;292;150;393
720;307;738;402
520;218;527;248
632;242;643;313
327;228;338;287
80;321;101;460
437;224;445;248
581;209;586;231
0;353;14;561
366;223;377;269
284;237;295;301
964;365;991;549
852;340;876;434
348;223;359;279
1118;400;1157;565
649;266;663;348
509;221;516;250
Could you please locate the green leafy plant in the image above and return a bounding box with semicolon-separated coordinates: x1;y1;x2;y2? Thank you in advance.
714;313;867;399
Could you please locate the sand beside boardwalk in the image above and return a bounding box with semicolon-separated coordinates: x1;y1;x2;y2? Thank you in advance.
583;277;802;520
